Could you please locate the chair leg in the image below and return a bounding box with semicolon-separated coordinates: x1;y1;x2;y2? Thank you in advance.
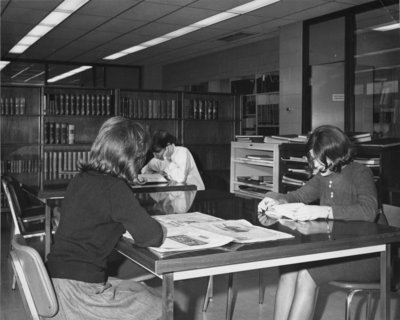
226;273;234;320
259;270;265;304
203;276;214;312
346;289;361;320
11;273;16;290
366;292;372;320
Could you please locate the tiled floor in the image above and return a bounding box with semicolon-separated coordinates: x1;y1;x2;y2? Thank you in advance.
2;215;400;320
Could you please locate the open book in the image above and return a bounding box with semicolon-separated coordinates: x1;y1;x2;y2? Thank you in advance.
123;212;293;254
263;203;306;220
138;173;168;183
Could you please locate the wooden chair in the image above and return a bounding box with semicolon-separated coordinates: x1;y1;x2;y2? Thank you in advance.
10;234;59;319
328;210;399;320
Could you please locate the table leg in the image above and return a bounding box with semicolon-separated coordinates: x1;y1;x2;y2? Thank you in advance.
162;273;174;320
380;244;391;320
44;203;52;261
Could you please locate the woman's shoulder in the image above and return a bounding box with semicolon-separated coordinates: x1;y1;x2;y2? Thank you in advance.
345;161;374;177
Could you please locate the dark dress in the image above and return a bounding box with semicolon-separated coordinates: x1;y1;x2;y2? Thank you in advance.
47;170;164;320
266;162;380;285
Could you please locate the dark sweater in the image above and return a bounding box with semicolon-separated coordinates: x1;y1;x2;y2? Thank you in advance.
267;162;378;221
46;170;164;283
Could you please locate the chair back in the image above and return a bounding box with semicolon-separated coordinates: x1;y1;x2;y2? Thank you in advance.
2;176;24;234
10;234;59;319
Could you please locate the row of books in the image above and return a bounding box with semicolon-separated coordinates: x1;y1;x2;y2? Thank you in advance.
186;99;219;120
45;122;75;145
257;103;279;125
44;150;89;181
44;93;113;116
120;97;177;119
1;96;27;115
1;159;40;174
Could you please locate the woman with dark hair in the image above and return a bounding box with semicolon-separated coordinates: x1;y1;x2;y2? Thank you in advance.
141;130;205;190
258;125;379;320
46;117;165;320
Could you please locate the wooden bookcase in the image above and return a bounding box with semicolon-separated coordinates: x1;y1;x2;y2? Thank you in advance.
181;92;239;189
1;85;238;193
230;142;280;199
119;89;181;140
1;85;42;187
41;87;116;190
240;72;279;136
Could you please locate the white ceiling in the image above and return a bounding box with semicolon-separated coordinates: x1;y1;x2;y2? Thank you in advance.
1;0;376;68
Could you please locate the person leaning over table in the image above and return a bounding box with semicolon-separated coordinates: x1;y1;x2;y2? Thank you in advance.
258;125;380;320
46;117;166;320
141;130;205;190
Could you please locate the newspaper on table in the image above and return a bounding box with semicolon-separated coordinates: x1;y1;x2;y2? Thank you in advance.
123;212;293;253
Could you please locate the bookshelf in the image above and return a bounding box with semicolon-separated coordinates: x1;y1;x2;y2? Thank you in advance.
41;87;116;189
240;72;279;136
1;85;238;194
119;89;181;139
182;92;239;189
1;85;42;187
230;142;280;199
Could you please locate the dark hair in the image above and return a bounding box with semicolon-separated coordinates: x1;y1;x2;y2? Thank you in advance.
306;125;353;173
79;117;150;185
151;130;177;153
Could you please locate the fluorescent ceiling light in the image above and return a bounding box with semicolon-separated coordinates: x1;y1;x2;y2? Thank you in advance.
142;37;170;47
0;61;10;71
373;22;400;31
165;26;200;38
229;0;280;14
47;65;92;83
29;25;54;37
103;0;280;61
40;12;71;26
9;0;89;54
191;12;239;28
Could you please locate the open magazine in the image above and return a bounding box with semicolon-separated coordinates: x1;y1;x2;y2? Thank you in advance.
123;212;293;254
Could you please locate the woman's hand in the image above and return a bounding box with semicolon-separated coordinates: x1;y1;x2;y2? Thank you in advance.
164;144;175;161
258;197;281;214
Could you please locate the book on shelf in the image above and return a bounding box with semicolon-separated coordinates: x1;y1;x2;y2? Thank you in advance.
282;175;306;186
264;134;308;144
245;155;273;160
235;135;264;142
348;132;372;143
123;212;293;254
357;138;400;148
353;157;380;165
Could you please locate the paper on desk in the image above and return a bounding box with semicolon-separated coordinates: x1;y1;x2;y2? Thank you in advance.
265;203;306;220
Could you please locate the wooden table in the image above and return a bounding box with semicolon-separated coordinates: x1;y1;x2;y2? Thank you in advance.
34;183;197;258
115;190;400;320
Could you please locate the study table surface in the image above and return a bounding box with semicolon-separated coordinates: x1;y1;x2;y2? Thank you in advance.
115;189;400;320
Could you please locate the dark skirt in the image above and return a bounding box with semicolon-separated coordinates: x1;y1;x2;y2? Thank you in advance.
280;254;380;286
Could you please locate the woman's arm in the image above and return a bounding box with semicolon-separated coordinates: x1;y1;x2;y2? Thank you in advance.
111;181;164;247
331;165;378;221
163;147;190;183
